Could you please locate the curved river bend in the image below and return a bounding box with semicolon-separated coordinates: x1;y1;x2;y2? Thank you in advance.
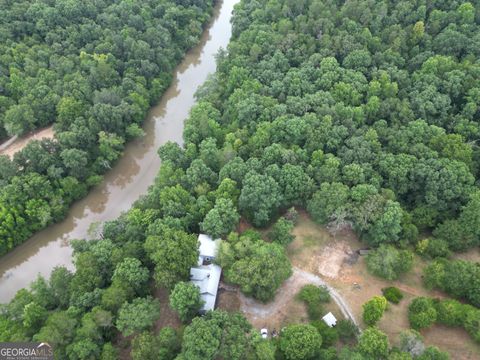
0;0;238;303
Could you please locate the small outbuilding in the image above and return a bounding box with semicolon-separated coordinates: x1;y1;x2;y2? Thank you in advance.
357;249;372;256
322;312;337;327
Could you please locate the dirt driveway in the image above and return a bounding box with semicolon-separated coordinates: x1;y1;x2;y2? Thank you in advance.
0;126;54;157
237;267;358;329
287;213;480;359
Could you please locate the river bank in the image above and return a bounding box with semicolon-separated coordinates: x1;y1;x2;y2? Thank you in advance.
0;0;238;303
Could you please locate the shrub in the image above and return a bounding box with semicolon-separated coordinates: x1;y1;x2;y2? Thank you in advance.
408;297;437;330
298;285;331;320
465;307;480;343
298;285;330;304
285;207;299;225
366;245;414;280
434;299;467;327
318;348;337;360
336;319;359;343
362;296;387;325
464;307;480;343
268;217;295;246
311;320;339;347
424;258;480;307
422;259;447;290
306;303;324;321
382;287;404;304
418;346;451;360
405;297;480;345
416;238;451;259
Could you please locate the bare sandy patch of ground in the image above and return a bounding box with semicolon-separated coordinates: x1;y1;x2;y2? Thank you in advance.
315;242;352;278
217;288;241;313
288;213;480;359
219;267;356;332
153;287;182;331
218;272;309;330
238;269;317;329
0;126;55;158
453;248;480;263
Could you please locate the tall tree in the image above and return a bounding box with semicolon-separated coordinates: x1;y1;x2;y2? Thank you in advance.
144;227;198;289
169;282;204;323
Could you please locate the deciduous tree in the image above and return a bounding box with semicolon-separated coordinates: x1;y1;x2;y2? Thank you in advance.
362;296;388;326
170;282;204;323
279;324;322;360
116;297;160;337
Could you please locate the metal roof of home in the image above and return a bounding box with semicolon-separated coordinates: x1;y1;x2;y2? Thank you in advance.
190;264;222;313
198;234;221;258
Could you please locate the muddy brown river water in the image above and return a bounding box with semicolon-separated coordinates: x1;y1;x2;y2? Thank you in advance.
0;0;238;303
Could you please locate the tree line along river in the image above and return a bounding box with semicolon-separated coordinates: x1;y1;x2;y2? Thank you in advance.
0;0;239;303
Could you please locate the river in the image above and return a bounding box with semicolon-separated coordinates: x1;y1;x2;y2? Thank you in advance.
0;0;238;303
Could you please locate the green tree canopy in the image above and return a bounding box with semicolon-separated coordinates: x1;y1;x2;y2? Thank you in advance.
180;311;253;360
111;257;149;295
408;297;438;330
357;326;389;359
239;172;282;227
145;226;199;289
116;297;160;337
366;245;414;280
362;296;388;326
219;232;292;302
279;324;322;360
169;282;204;323
201;198;240;238
268;216;295;246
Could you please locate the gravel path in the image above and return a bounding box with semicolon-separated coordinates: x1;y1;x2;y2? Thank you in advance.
293;267;358;326
239;266;359;327
0;135;18;152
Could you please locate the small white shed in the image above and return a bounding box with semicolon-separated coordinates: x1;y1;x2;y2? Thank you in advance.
322;312;337;327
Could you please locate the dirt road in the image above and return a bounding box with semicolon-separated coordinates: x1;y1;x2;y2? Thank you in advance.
0;126;54;158
239;267;359;327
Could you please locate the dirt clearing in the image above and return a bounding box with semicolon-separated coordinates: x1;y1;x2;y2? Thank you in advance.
288;212;480;359
153;287;182;331
235;267;353;330
316;242;352;278
0;126;55;158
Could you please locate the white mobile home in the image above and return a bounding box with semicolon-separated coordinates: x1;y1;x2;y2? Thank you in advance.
190;234;222;313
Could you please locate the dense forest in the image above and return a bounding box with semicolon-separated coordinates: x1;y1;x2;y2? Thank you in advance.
1;0;480;359
0;0;214;255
